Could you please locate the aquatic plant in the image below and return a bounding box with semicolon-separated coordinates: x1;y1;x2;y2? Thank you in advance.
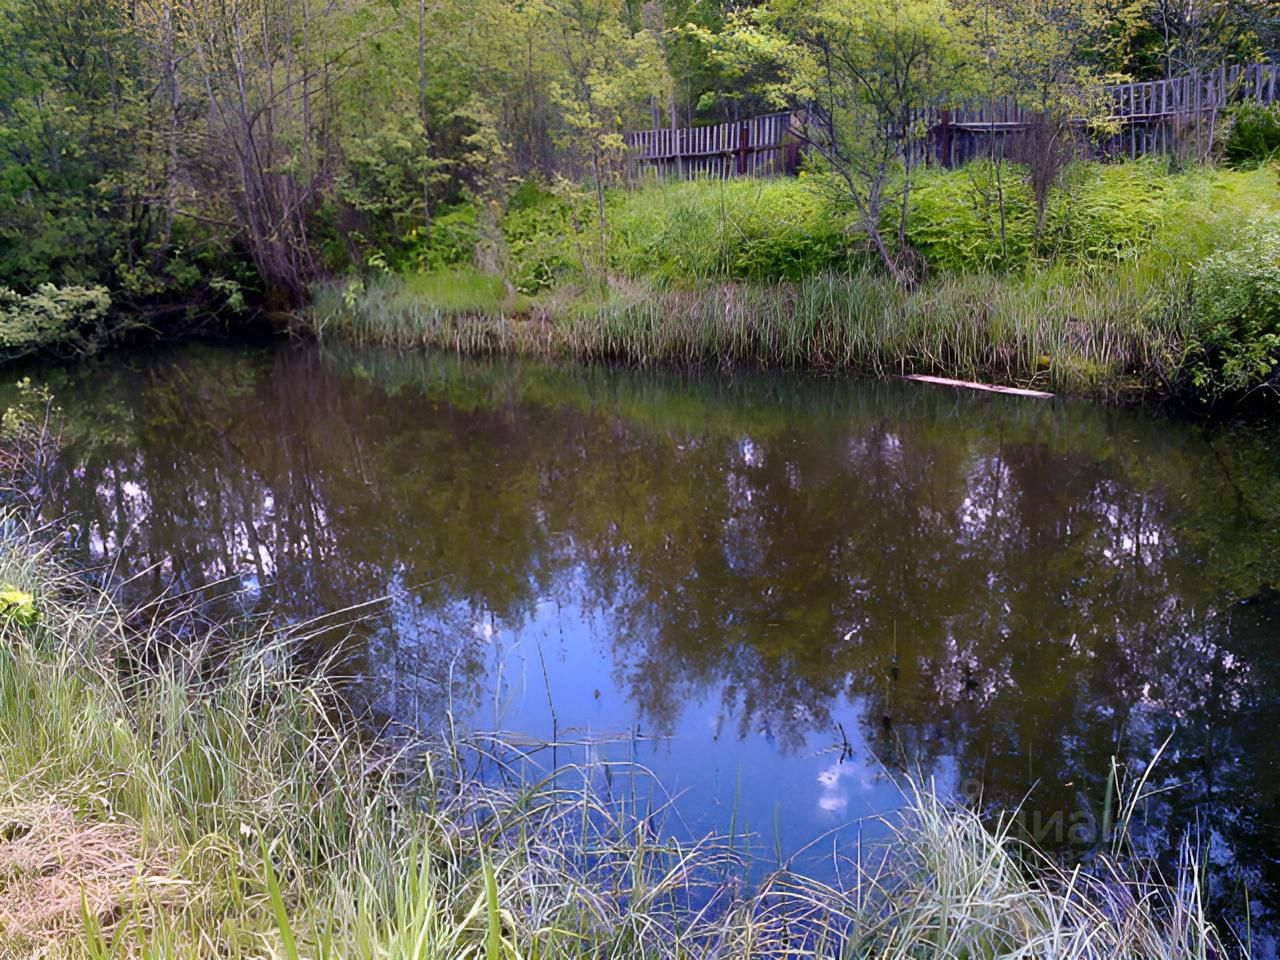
310;262;1190;399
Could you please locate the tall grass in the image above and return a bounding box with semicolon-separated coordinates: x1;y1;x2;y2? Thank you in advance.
608;178;847;284
0;519;1239;958
311;262;1189;397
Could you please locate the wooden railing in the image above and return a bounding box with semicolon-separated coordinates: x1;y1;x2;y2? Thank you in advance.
624;62;1279;178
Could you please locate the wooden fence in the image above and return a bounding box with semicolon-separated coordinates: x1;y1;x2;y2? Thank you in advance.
933;62;1280;166
625;62;1279;178
623;111;805;180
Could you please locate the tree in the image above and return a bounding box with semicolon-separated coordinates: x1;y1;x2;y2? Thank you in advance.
705;0;974;284
124;0;366;304
0;0;156;290
965;0;1133;240
1148;0;1271;77
546;0;666;266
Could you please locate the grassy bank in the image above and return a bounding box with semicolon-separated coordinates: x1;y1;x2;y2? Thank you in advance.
308;163;1280;402
312;264;1190;398
0;522;1238;955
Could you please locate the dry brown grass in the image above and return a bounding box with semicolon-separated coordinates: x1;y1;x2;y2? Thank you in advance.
0;803;170;956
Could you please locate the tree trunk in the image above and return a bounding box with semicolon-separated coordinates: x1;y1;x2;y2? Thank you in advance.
591;144;607;271
419;0;432;241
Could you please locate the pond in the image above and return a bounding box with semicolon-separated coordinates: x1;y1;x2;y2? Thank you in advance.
24;342;1280;923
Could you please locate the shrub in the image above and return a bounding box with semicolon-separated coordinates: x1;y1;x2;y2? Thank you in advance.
502;190;591;294
904;162;1036;272
397;203;479;272
1221;101;1280;169
1042;162;1171;264
0;284;112;359
609;178;847;284
1189;216;1280;396
905;161;1178;272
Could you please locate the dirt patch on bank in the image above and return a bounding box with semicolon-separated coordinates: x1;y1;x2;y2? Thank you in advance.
0;802;172;952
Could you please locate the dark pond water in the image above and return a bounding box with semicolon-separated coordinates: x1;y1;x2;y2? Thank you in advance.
22;343;1280;918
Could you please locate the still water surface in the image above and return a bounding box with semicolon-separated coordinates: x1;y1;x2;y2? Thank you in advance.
28;343;1280;913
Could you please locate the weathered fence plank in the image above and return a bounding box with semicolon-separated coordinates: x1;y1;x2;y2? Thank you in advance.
624;111;806;181
625;62;1279;179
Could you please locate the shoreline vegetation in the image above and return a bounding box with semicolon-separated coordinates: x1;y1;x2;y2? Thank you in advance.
3;0;1278;408
303;162;1280;405
0;420;1243;958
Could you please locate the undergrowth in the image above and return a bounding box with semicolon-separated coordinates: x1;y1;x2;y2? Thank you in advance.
311;163;1280;401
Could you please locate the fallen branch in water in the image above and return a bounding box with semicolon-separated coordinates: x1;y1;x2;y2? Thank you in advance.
900;374;1054;398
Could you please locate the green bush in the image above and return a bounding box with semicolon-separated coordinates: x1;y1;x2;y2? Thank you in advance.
397;203;479;272
1189;217;1280;396
502;188;592;295
0;284;112;359
1221;101;1280;169
609;178;847;284
904;162;1036;272
1042;163;1171;264
904;161;1177;272
376;181;594;295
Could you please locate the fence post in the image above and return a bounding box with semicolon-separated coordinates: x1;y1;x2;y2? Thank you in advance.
937;109;952;168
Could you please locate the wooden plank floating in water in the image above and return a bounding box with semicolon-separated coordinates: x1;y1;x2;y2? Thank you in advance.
900;375;1054;399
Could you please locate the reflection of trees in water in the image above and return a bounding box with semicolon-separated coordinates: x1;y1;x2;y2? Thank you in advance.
40;344;1280;902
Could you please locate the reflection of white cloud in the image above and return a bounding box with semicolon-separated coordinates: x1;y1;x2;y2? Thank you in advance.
817;764;848;813
817;761;878;815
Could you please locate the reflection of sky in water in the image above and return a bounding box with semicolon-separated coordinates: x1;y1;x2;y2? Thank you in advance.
370;581;911;873
24;343;1280;922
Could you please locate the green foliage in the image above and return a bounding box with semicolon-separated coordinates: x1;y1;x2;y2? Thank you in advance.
337;112;439;230
398;204;480;272
544;0;668;191
0;586;37;627
906;160;1235;277
0;0;227;316
501;185;595;294
610;178;848;283
1;376;56;440
904;162;1036;271
1042;162;1172;263
1190;216;1280;396
0;284;112;359
1221;100;1280;168
0;0;1274;320
308;161;1278;405
699;0;974;281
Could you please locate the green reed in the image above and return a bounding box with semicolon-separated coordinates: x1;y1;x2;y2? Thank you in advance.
310;259;1194;399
